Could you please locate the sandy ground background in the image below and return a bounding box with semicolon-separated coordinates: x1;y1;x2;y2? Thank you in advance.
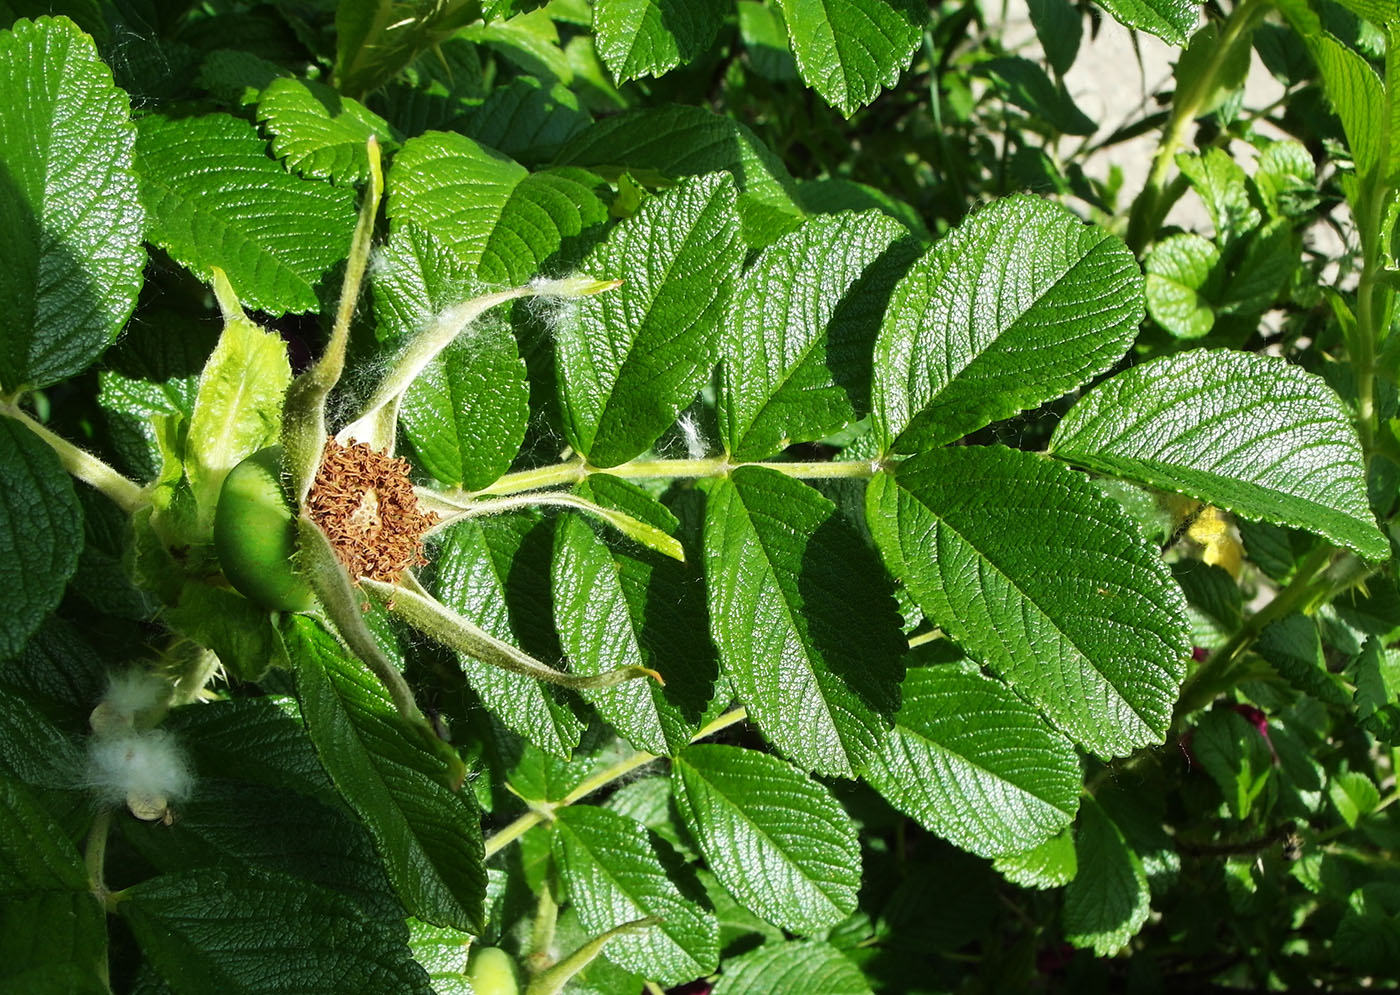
995;0;1289;231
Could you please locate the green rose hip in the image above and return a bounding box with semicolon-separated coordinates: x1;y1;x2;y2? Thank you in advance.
213;445;315;612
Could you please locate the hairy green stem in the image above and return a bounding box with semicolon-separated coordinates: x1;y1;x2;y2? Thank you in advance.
483;707;749;859
1126;0;1269;252
473;454;884;498
282;137;384;502
364;573;662;689
2;403;145;513
85;807;115;908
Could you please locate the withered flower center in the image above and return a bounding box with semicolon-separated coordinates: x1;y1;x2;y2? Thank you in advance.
306;438;438;583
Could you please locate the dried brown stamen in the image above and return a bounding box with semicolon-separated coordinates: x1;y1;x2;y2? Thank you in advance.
306;438;438;583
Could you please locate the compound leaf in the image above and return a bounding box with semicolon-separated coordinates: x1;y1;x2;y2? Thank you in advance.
552;805;719;986
710;939;873;995
1062;798;1150;956
257;76;398;185
556;172;742;466
773;0;924;115
872;195;1143;454
594;0;729;81
864;664;1081;859
286;616;486;933
704;467;905;777
671;744;860;934
1049;349;1388;560
867;446;1190;758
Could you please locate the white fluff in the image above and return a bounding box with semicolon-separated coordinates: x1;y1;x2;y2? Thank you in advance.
86;730;194;806
102;670;170;719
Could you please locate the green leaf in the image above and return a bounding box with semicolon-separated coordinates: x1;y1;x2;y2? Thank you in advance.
1048;349;1389;560
1093;0;1199;45
1350;637;1400;743
871;194;1143;454
460;76;591;165
0;15;145;393
119;779;402;921
1303;30;1386;181
1027;0;1081;75
864;664;1081;859
373;225;530;489
1256;613;1351;707
183;299;292;527
710;939;873;995
594;0;728;81
257;76;398;185
432;516;585;758
1062;798;1150;955
553;105;800;218
704;467;905;777
1191;708;1274;819
738;0;800;81
556;173;742;466
1329;770;1381;828
0;776;106;995
991;827;1078;888
551;805;719;985
135;111;357;316
0;418;83;660
979;57;1096;135
671;744;860;933
285;616;486;933
120;868;435;995
867;446;1190;759
1144;233;1220;339
334;0;484;99
386;130;608;285
719;211;912;460
1177;148;1258;239
772;0;924;115
552;476;716;755
1335;883;1400;975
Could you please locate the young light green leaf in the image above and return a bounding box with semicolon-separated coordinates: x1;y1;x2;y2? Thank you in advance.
0;417;83;660
257;76;399;184
0;15;145;393
135;111;357;315
386;131;608;285
720;211;913;460
1301;30;1386;181
594;0;728;81
871;195;1143;454
556;173;742;466
773;0;924;115
120;867;435;995
704;467;905;777
710;939;874;995
1093;0;1199;45
184;284;292;526
1330;770;1381;828
0;776;107;995
671;744;860;933
863;664;1081;859
551;805;719;985
432;516;586;758
1177;148;1258;238
552;476;716;755
1062;798;1150;955
1048;349;1389;560
867;446;1190;759
285;616;486;933
1144;233;1220;339
1350;637;1400;743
